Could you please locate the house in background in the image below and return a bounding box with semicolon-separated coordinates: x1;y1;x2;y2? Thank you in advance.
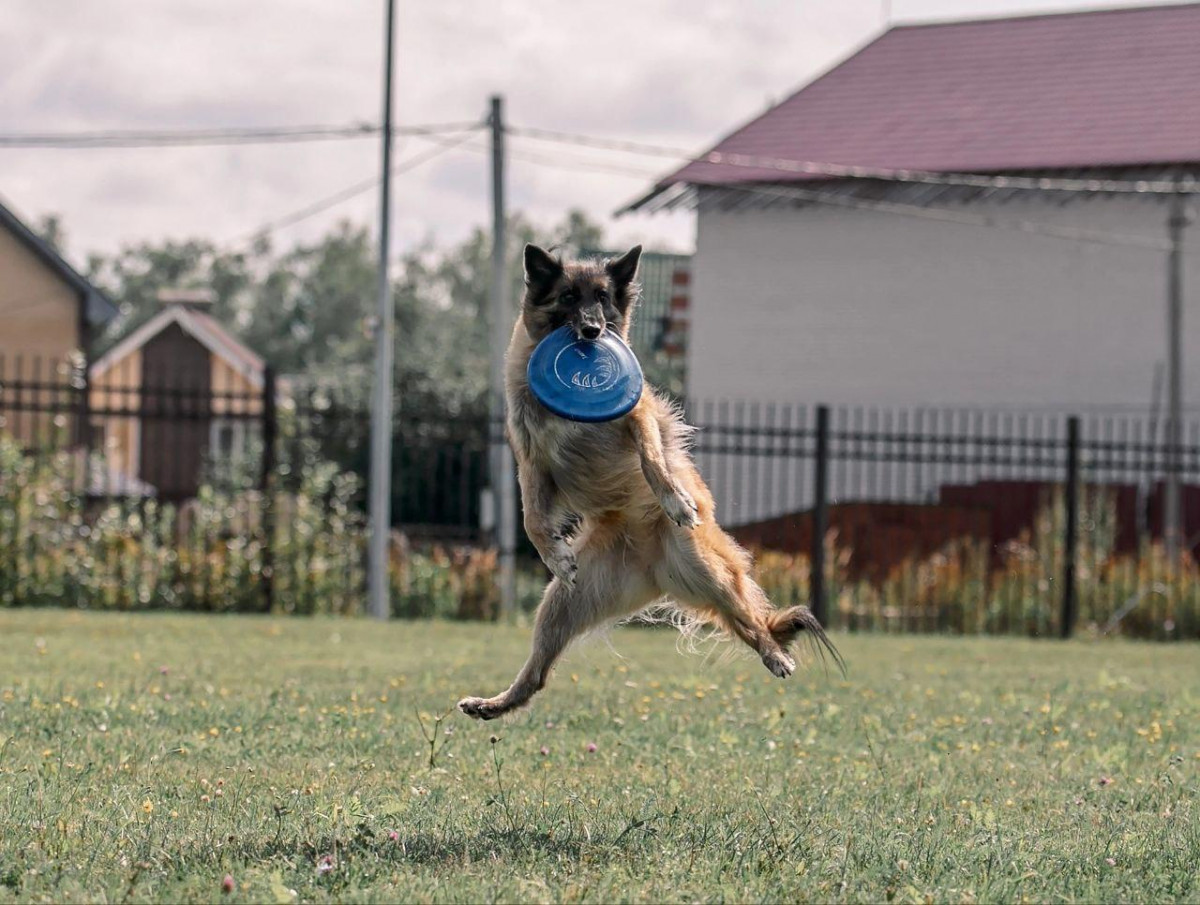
0;198;118;364
0;197;118;444
624;3;1200;555
584;248;691;397
627;3;1200;412
89;290;268;499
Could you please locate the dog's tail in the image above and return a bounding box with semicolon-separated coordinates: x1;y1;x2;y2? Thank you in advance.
767;606;846;676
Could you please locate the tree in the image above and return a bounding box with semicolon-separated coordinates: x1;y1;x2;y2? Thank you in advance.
84;208;609;415
85;240;252;354
34;215;67;254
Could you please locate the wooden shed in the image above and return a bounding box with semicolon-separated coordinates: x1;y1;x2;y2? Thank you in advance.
88;292;268;499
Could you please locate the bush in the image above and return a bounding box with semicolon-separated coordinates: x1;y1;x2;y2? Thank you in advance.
3;435;1195;636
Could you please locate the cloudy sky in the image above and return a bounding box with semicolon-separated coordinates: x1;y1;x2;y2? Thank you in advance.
1;0;1183;265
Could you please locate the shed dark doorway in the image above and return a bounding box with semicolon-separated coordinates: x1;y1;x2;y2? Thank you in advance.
139;322;210;499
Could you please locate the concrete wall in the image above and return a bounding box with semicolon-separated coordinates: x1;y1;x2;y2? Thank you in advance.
686;191;1200;524
689;193;1200;410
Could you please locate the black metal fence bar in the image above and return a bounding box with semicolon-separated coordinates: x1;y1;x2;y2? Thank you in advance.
1062;416;1080;639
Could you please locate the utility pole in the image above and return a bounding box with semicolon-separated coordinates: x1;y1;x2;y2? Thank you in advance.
368;0;397;619
488;95;517;619
1164;189;1190;561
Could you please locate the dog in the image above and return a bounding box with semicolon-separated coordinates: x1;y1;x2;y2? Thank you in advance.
457;244;841;720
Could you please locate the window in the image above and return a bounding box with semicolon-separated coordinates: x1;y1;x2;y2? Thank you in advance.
208;419;260;464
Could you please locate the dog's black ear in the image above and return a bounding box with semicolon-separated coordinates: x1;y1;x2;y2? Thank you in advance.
606;245;642;289
524;244;562;295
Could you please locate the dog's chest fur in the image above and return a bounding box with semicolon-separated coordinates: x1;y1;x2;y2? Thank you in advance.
508;383;646;515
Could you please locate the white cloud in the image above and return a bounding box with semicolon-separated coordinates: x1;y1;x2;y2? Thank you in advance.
0;0;1182;265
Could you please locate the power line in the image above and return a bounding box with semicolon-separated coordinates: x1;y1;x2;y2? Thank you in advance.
228;130;480;246
477;136;666;180
508;147;665;180
0;121;482;149
444;130;1168;248
507;126;701;161
496;136;1171;248
399;133;666;181
507;124;1200;196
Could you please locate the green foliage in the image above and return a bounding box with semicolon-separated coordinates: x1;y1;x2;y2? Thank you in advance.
753;487;1200;640
33;213;67;254
1;612;1197;903
86;238;254;355
0;435;546;618
7;432;1199;638
0;435;356;614
85;210;615;418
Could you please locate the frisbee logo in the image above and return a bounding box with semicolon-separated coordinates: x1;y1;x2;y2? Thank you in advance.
554;344;617;393
528;325;643;422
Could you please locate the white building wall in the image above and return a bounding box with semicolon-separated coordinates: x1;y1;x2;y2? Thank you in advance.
688;193;1200;410
685;192;1200;525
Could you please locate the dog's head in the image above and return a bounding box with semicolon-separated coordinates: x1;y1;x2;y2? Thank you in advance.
520;244;642;343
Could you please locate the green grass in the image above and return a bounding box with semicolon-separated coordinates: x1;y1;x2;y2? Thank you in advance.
1;610;1197;904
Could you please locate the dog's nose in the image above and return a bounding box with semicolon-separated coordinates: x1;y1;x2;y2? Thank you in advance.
581;324;601;340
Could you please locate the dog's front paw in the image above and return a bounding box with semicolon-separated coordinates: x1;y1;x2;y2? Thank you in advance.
543;540;578;589
661;485;700;529
458;696;507;720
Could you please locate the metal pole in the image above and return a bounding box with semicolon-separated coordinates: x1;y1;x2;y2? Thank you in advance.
488;95;517;619
260;366;277;613
367;0;396;620
1061;416;1080;639
1164;191;1189;561
811;404;830;627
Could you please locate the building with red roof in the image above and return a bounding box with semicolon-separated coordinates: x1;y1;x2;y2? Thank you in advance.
627;3;1200;415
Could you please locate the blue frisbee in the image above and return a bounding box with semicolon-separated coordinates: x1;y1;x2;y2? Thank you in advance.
527;325;644;422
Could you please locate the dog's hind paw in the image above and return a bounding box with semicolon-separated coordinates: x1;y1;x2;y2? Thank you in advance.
458;696;508;720
661;485;700;529
762;649;796;679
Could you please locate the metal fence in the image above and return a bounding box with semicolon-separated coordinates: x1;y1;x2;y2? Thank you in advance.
3;353;1197;638
0;355;359;613
689;402;1200;640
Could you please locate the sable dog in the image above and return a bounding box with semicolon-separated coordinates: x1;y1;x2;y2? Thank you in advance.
458;245;840;720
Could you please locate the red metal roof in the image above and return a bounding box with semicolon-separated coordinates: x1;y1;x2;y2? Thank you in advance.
663;3;1200;189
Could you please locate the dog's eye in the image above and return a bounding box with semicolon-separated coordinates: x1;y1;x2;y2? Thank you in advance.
559;290;578;304
595;289;610;304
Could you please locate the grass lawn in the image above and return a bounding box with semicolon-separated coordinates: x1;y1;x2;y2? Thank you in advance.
1;610;1198;904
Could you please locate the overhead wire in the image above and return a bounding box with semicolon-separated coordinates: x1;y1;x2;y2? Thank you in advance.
506;124;1200;196
0;121;483;149
500;128;1180;251
226;128;482;247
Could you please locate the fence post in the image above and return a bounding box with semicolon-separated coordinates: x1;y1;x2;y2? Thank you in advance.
260;366;277;613
1060;416;1080;639
77;352;92;466
811;404;830;627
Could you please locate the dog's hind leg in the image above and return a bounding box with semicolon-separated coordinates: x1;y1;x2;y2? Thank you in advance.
458;535;655;720
654;524;799;678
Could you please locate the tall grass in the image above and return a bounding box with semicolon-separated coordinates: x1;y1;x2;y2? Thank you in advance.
0;436;541;619
753;486;1199;640
3;436;1196;637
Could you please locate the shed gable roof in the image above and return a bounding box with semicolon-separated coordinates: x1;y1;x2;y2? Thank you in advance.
90;305;265;388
